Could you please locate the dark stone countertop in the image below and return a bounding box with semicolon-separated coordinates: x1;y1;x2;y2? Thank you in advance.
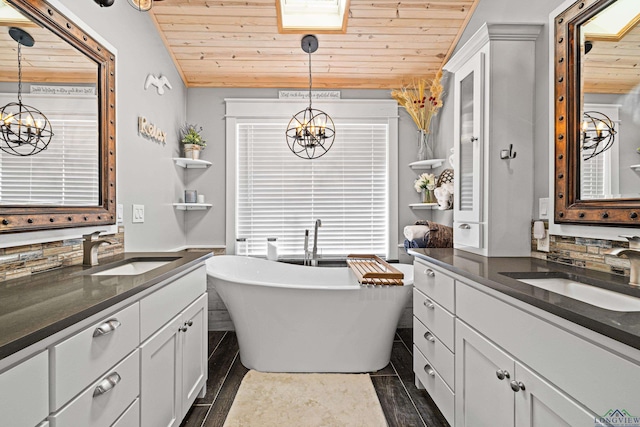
408;248;640;351
0;251;212;361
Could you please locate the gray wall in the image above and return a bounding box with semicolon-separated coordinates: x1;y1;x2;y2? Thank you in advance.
59;0;188;251
186;87;453;257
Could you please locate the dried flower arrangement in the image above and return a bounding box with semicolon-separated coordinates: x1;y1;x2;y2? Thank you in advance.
391;71;444;133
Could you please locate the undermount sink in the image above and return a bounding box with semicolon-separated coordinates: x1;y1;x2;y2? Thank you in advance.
511;276;640;312
88;258;178;276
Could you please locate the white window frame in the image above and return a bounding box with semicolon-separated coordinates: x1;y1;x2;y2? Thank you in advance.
225;98;399;259
580;103;620;200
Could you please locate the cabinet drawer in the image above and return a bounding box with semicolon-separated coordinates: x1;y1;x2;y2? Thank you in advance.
453;221;482;249
457;282;640;415
140;266;206;341
51;302;139;410
413;288;455;351
413;317;454;391
112;398;139;427
50;349;139;427
414;345;454;426
0;351;48;427
414;259;455;313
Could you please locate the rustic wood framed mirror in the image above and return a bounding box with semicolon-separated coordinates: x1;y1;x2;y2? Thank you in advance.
0;0;115;233
554;0;640;226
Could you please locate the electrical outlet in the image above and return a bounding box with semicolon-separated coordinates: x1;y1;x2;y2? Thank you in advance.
132;204;144;223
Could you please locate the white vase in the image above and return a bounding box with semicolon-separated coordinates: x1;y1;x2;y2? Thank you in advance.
183;144;201;160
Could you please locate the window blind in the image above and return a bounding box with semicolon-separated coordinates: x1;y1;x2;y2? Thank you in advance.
236;121;388;258
0;95;98;206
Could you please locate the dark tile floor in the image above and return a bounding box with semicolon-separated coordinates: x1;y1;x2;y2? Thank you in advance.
180;328;449;427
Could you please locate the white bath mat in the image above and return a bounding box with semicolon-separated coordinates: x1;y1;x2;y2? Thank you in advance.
223;370;388;427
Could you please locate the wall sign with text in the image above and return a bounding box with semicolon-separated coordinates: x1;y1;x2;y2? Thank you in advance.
138;116;166;144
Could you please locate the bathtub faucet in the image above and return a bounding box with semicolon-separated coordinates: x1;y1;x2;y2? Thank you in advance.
312;219;322;266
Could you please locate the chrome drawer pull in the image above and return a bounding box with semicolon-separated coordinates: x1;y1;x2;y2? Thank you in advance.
424;364;435;377
186;320;193;327
423;299;435;309
458;224;471;230
93;372;121;397
92;319;121;337
424;269;435;277
424;332;435;342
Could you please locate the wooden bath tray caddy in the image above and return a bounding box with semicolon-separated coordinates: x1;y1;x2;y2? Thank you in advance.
346;254;404;286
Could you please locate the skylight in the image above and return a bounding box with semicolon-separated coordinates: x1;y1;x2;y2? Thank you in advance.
277;0;350;33
0;1;32;26
582;0;640;41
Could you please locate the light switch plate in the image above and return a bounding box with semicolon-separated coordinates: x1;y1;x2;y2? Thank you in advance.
117;204;124;223
132;204;144;223
539;198;549;219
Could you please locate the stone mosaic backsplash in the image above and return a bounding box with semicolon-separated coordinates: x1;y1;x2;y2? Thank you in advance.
0;227;125;281
531;227;630;277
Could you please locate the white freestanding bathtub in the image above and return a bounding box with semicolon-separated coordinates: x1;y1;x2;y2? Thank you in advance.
206;255;413;373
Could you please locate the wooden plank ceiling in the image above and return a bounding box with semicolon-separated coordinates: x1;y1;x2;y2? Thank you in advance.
0;23;97;84
150;0;479;89
583;24;640;94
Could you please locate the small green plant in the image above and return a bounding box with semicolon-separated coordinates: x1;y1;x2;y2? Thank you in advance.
180;123;206;147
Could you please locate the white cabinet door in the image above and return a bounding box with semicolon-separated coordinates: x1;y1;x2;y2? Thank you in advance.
455;320;514;427
140;316;183;427
180;294;208;420
0;351;48;427
453;51;484;225
514;362;597;427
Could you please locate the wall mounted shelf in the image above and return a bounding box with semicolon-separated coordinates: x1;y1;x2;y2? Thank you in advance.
173;203;212;211
409;159;445;171
173;158;212;169
409;203;439;210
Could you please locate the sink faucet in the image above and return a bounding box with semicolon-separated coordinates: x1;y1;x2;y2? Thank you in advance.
609;236;640;286
311;219;322;267
83;231;115;266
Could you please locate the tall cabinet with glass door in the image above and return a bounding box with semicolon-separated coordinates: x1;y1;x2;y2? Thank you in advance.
443;23;541;257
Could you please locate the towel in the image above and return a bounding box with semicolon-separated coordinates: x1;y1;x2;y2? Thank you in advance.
414;220;453;248
403;225;430;241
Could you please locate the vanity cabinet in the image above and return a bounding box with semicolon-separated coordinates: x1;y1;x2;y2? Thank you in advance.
0;262;208;427
412;258;456;425
443;24;541;257
454;278;640;425
456;321;595;427
140;294;207;427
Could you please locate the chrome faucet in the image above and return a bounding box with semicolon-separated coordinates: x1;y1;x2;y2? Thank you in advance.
311;219;322;267
82;231;115;266
609;236;640;286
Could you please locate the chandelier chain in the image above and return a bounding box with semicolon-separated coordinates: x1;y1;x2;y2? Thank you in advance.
17;42;22;104
308;44;312;109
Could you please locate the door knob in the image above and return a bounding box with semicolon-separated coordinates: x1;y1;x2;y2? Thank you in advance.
496;369;510;380
510;380;526;392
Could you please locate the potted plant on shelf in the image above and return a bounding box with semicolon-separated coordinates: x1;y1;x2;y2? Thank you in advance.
180;123;206;159
414;172;437;203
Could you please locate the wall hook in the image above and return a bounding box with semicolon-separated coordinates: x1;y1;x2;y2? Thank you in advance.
500;144;517;159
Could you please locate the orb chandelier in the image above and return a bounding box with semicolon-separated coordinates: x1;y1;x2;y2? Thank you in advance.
0;28;53;157
285;35;335;160
581;111;616;161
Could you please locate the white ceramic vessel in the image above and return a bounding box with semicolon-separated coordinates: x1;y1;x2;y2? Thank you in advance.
206;255;413;373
